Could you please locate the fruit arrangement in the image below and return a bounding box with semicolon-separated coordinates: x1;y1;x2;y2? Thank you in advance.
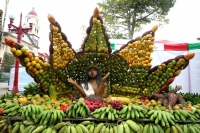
4;7;195;100
1;6;200;133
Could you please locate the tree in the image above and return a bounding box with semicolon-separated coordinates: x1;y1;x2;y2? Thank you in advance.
97;0;176;39
2;52;15;72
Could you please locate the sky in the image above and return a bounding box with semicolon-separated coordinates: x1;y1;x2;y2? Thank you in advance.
1;0;200;54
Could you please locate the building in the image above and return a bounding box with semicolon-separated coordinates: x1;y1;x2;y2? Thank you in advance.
0;8;49;66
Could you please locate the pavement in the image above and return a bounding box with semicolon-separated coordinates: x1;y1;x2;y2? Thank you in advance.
0;82;10;96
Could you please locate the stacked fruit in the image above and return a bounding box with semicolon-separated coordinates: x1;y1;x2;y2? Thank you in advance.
83;7;110;52
19;104;44;121
65;98;90;118
142;123;164;133
173;109;198;122
164;124;200;133
23;81;43;96
112;84;141;96
53;121;89;133
3;103;21;116
91;105;120;120
119;103;147;119
84;100;106;112
49;24;75;70
118;26;156;69
146;52;195;95
0;119;13;132
147;109;175;127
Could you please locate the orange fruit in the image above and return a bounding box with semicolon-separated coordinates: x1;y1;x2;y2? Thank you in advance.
27;53;33;59
15;50;22;56
34;57;40;62
35;63;41;69
24;57;30;63
26;62;31;67
10;47;16;53
24;50;30;55
31;60;37;66
21;47;27;53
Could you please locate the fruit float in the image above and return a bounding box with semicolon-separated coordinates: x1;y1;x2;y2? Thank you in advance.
0;7;199;133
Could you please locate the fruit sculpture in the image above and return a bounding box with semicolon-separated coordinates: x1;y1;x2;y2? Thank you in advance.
4;7;195;100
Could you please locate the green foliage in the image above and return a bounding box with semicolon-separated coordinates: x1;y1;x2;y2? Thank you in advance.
98;0;176;39
2;52;15;72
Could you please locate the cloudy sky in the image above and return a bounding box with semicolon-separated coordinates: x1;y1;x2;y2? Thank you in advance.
1;0;200;54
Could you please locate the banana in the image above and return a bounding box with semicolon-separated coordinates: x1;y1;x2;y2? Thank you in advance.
70;125;77;133
125;120;139;132
58;126;68;133
43;111;52;125
130;109;135;119
126;111;131;119
29;125;37;133
32;125;47;133
78;124;89;133
191;125;199;133
7;124;13;133
94;123;104;133
188;124;196;133
54;122;67;130
148;124;153;133
100;125;106;133
109;126;114;133
175;124;184;133
134;109;140;119
19;123;25;133
123;122;131;133
164;127;171;133
113;125;118;133
24;125;35;133
142;124;149;133
76;125;84;133
117;123;124;133
138;124;143;133
1;123;8;133
171;126;178;133
0;119;7;124
89;124;95;133
30;104;36;114
45;127;53;133
152;124;159;133
12;122;20;133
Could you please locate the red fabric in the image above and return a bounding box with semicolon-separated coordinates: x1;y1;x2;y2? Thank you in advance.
154;40;188;51
164;43;188;51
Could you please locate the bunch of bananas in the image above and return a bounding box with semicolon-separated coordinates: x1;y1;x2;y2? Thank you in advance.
173;109;198;122
0;119;13;133
23;82;42;96
19;104;44;122
65;98;90;118
53;121;89;133
119;103;147;119
117;120;140;133
91;105;119;120
147;109;175;127
12;120;56;133
3;103;21;116
164;124;200;133
37;109;66;126
143;123;164;133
